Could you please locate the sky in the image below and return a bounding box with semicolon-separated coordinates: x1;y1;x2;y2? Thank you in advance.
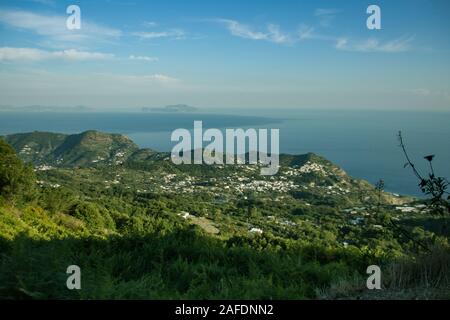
0;0;449;110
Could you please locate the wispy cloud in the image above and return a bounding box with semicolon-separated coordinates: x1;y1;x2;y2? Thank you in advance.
144;74;179;83
214;18;414;54
132;29;185;40
0;69;182;108
314;8;340;27
405;88;450;100
29;0;56;5
129;55;158;62
101;73;178;84
216;19;292;44
297;25;317;41
210;10;417;57
336;36;414;53
0;47;114;62
407;88;433;96
0;9;122;46
142;21;158;28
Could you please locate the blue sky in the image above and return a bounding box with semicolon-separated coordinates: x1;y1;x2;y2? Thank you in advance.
0;0;449;110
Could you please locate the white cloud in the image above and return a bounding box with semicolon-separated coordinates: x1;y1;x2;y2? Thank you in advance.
405;88;450;100
298;25;316;40
335;36;414;53
215;18;414;54
220;19;266;40
335;38;349;50
30;0;56;5
93;73;179;85
407;88;432;96
129;55;159;62
216;19;292;44
142;21;158;28
214;17;414;53
266;24;290;44
0;9;122;46
145;74;178;83
132;29;185;40
314;8;340;27
0;47;114;62
315;8;340;16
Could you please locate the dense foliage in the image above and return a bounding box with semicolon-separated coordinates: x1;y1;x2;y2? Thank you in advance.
0;139;36;204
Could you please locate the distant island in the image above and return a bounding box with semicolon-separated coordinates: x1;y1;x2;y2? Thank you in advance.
142;104;198;113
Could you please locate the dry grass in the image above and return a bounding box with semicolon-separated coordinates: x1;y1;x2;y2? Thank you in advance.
318;246;450;300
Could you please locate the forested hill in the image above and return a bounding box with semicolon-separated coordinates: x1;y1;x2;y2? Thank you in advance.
4;130;329;169
0;133;448;299
4;130;408;206
4;131;139;167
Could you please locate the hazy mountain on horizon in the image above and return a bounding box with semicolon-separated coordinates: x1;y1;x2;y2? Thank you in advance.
0;105;94;112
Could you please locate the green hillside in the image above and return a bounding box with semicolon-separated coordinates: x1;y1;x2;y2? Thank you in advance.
5;131;139;167
0;132;449;299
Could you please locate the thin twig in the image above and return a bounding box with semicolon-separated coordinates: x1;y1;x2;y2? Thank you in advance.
398;131;423;181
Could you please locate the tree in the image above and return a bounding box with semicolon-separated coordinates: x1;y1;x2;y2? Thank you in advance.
0;139;36;204
375;179;385;212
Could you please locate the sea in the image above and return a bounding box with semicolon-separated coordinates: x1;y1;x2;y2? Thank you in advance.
1;109;449;197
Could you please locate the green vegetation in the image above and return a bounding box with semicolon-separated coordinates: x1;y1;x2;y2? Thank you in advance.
0;139;36;204
0;132;449;299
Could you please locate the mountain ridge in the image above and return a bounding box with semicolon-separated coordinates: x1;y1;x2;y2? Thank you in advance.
3;131;330;168
2;130;412;206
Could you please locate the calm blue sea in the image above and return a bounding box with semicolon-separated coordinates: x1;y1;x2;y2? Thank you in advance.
1;109;449;197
